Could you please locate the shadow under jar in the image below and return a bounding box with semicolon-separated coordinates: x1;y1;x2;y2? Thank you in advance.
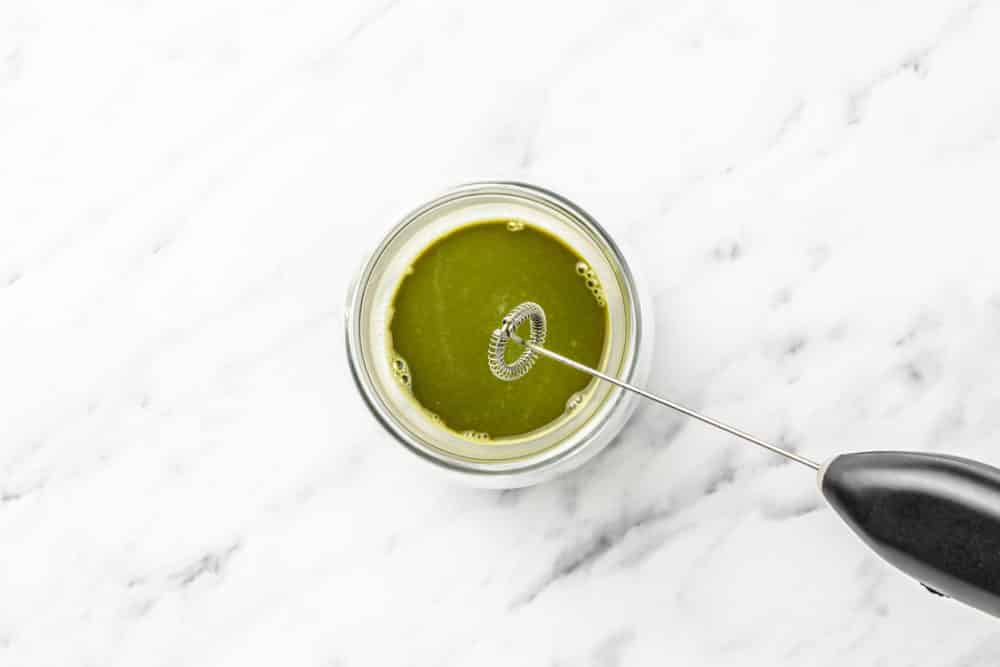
346;182;652;488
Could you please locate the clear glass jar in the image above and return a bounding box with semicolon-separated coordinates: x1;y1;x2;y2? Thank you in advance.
345;182;653;488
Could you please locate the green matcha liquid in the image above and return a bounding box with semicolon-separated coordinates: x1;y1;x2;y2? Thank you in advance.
389;220;608;438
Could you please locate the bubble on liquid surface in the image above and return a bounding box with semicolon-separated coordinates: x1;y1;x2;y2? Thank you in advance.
565;391;585;412
461;430;491;442
506;220;525;232
392;354;412;389
575;263;606;307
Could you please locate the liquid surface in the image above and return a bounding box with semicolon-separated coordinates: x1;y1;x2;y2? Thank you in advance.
389;220;607;438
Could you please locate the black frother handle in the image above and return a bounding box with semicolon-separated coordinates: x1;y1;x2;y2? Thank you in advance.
821;451;1000;618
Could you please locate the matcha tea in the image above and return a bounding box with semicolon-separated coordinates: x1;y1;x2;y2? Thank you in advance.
389;220;608;438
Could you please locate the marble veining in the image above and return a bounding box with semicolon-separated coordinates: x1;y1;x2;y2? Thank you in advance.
4;0;1000;664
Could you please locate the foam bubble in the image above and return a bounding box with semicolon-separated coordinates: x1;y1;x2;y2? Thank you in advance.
576;263;606;306
392;354;412;389
461;430;491;442
506;220;525;232
565;391;585;412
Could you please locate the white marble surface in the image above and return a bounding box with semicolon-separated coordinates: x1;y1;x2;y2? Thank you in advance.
4;0;1000;664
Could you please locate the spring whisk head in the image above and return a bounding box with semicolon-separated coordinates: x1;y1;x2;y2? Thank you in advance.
488;302;547;381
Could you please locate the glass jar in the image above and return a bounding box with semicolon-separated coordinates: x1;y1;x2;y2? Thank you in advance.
345;182;652;488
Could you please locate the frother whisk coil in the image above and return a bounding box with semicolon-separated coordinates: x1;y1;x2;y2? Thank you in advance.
488;301;547;381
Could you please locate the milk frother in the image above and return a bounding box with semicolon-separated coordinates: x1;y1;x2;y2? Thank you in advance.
490;301;1000;619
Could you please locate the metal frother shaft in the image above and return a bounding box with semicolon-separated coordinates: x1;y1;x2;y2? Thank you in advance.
488;301;820;470
520;336;821;470
489;302;1000;620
